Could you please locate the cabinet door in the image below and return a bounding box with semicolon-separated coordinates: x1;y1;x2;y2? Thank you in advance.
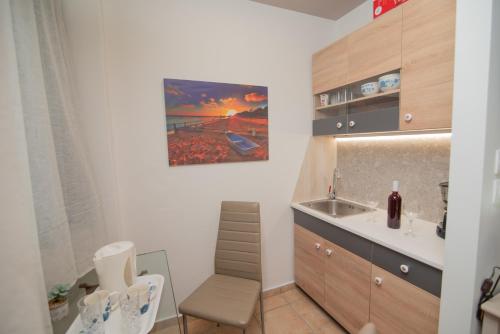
324;240;371;334
313;116;348;136
347;105;399;134
294;225;325;305
370;265;440;334
348;7;402;83
400;0;456;130
312;37;348;94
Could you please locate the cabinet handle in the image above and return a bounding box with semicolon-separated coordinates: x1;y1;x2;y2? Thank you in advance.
325;249;333;256
336;122;343;129
348;120;356;128
314;243;321;250
374;277;383;286
404;113;413;122
400;264;410;274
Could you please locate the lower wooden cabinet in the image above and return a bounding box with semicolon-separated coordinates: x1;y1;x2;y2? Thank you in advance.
294;218;441;334
324;240;371;334
294;225;325;305
370;265;440;334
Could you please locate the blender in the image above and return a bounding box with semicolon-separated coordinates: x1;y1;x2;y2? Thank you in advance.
436;182;448;238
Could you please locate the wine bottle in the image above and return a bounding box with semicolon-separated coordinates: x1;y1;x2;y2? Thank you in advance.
387;180;402;229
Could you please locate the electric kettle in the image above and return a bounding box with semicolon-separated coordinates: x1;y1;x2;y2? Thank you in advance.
93;241;137;293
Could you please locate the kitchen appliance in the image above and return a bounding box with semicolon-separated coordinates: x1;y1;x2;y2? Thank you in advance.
94;241;137;293
436;182;448;238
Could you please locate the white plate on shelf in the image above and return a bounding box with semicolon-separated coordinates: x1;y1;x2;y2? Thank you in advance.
67;274;164;334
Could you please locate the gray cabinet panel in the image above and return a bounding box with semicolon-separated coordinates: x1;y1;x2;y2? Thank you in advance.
372;243;442;297
313;117;348;136
347;106;399;134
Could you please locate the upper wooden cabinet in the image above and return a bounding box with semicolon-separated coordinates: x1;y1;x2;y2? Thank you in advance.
294;225;325;305
348;7;402;83
311;0;456;135
324;240;371;334
370;265;440;334
400;0;456;130
312;37;348;94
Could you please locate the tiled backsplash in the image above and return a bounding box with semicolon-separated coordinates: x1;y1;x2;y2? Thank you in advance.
336;135;451;223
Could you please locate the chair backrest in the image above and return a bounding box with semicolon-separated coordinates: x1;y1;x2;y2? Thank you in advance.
214;201;262;282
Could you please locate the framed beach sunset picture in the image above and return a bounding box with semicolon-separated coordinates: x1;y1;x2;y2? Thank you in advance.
164;78;269;166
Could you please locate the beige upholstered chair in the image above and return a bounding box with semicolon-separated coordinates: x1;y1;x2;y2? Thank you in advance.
358;323;377;334
179;201;264;334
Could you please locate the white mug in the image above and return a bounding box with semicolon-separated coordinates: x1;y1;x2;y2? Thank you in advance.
84;290;119;321
319;94;329;106
125;282;157;315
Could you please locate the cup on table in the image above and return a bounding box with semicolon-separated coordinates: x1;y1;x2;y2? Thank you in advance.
119;292;141;334
77;296;105;334
119;281;158;334
127;282;157;315
84;290;119;322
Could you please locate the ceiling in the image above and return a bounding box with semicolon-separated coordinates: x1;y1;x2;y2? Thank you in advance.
250;0;367;20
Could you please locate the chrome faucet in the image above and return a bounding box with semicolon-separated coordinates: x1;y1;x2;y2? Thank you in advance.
329;168;339;200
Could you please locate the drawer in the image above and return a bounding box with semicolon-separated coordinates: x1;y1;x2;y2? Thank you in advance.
293;209;372;261
372;243;442;297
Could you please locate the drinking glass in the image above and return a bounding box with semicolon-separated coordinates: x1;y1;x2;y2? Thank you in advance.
404;211;417;237
77;297;104;334
119;292;141;334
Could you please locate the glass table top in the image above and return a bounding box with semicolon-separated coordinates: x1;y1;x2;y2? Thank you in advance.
51;250;181;334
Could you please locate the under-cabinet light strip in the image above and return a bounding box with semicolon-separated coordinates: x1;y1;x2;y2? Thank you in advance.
335;133;452;142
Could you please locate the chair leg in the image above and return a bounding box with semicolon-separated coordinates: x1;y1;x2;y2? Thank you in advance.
183;314;188;334
260;291;265;334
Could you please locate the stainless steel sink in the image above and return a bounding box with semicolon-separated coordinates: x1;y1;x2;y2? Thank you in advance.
300;199;374;218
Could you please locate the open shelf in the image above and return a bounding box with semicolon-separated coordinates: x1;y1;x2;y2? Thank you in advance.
316;89;400;112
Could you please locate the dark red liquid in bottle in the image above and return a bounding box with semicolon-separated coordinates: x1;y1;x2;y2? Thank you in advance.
387;191;402;229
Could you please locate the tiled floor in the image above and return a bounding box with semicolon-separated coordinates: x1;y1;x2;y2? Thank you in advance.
154;286;347;334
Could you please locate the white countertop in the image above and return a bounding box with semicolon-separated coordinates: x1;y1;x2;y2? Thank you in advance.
291;199;445;270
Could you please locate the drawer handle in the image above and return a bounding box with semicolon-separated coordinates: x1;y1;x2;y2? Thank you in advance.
325;249;333;257
336;122;343;129
348;120;356;128
404;113;413;122
314;243;321;250
400;264;410;274
374;277;383;286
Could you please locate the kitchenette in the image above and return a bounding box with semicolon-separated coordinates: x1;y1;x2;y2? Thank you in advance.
291;0;454;333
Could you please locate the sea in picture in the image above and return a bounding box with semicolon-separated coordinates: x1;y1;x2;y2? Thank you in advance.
166;116;222;131
164;78;269;166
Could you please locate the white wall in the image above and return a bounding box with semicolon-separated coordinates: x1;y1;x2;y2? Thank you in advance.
63;0;341;306
327;0;372;43
439;0;500;332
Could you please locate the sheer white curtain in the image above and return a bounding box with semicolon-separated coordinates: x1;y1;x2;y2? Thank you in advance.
7;0;108;290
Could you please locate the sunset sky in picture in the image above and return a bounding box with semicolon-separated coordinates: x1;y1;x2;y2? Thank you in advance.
164;79;268;117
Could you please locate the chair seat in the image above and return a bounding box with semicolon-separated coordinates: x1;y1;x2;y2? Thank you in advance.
359;323;377;334
179;274;261;328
